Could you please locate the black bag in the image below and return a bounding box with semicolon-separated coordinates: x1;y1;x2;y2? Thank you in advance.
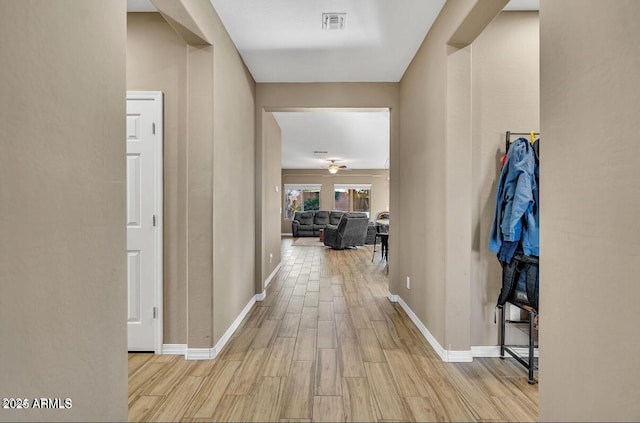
497;254;539;311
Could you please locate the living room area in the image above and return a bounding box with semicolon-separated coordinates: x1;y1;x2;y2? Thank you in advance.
275;109;391;252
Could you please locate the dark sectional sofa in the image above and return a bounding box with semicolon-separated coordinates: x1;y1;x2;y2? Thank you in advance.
291;210;378;244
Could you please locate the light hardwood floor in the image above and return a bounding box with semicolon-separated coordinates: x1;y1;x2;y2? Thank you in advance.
129;238;538;422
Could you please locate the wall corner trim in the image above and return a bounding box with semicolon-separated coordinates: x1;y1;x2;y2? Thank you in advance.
470;346;538;358
161;344;187;355
263;263;282;290
395;295;473;363
471;346;501;358
185;294;259;360
186;348;215;360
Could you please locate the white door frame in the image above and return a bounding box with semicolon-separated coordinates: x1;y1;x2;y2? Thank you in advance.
127;91;163;354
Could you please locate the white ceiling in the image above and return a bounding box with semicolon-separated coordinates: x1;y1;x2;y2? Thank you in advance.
209;0;446;83
274;110;390;170
127;0;538;170
127;0;157;12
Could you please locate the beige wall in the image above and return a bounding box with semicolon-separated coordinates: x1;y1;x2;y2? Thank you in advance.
127;12;188;344
0;1;127;421
210;13;257;345
539;1;640;420
470;12;540;346
262;113;283;283
281;169;390;233
256;83;400;293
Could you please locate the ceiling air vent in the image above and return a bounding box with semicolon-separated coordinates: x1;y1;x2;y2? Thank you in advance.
322;13;346;30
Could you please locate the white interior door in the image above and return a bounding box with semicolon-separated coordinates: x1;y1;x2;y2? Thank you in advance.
126;92;163;352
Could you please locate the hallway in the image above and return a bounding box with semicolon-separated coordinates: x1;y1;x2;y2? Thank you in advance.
128;239;537;422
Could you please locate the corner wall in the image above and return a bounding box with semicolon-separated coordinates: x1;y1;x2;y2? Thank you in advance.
470;11;540;346
262;112;283;285
0;1;127;420
398;0;508;351
539;1;640;420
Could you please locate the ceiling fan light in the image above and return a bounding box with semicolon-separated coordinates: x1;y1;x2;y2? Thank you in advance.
328;165;339;174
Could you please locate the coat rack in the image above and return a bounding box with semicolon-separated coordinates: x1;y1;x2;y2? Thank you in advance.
505;130;539;152
499;129;540;384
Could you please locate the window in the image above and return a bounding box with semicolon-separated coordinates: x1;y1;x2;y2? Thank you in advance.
334;184;371;218
284;184;321;219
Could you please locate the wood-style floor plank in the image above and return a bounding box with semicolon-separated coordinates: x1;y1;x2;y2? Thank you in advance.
365;362;410;421
251;319;281;349
384;348;433;398
278;313;301;338
243;305;270;328
316;320;337;349
312;396;345;422
129;361;172;403
350;306;373;329
371;319;399;350
146;375;204;422
129;395;164;422
128;352;154;377
218;327;258;361
280;361;315;420
342;377;378;422
185;360;241;419
304;292;320;307
337;336;366;378
243;376;284;422
406;396;448;423
300;306;319;329
129;239;538;423
210;394;253;422
335;313;357;338
357;328;386;363
318;301;334;321
293;328;317;361
287;295;305;314
263;337;296;377
225;348;271;396
333;296;348;314
314;349;341;396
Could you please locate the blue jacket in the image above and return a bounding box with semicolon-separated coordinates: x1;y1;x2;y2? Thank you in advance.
489;138;539;256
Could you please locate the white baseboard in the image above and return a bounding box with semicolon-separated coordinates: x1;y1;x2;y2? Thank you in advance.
256;291;266;301
281;233;293;237
471;346;501;358
510;347;539;358
263;263;281;290
391;294;472;363
446;350;474;362
185;293;258;361
210;294;257;358
162;343;187;355
471;345;538;358
186;348;215;360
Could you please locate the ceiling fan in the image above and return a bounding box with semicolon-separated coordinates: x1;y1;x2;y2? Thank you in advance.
326;159;347;174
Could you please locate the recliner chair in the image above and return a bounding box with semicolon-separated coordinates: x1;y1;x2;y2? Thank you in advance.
323;212;369;249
